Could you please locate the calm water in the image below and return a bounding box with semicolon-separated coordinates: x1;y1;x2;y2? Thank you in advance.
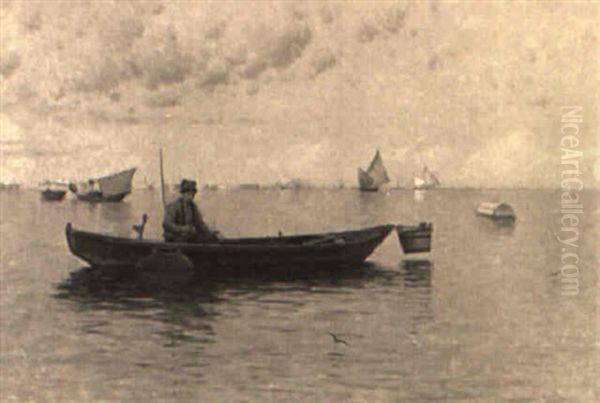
1;188;598;402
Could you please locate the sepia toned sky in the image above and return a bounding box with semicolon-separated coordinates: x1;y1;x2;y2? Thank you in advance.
1;0;598;188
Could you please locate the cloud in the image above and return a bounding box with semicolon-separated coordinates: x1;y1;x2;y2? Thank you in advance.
19;7;43;33
356;6;408;43
73;57;124;93
205;20;227;41
267;22;313;69
242;21;312;80
319;5;337;25
0;51;20;78
139;27;195;90
380;6;406;34
145;90;181;108
101;16;145;51
242;53;268;79
224;44;248;66
356;19;380;43
309;48;337;78
459;129;553;188
143;49;194;90
199;58;231;89
0;114;24;144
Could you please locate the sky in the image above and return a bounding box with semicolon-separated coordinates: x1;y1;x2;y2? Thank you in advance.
0;0;598;188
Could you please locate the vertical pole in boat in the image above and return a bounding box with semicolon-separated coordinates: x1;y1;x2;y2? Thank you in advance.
159;148;167;210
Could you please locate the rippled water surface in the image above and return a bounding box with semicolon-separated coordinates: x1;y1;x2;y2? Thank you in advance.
1;188;598;401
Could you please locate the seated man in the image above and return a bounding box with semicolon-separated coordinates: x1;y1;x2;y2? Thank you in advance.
163;179;221;243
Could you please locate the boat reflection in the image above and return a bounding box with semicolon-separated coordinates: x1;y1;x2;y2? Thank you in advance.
54;262;406;346
400;259;433;288
54;266;220;348
400;259;434;326
413;189;425;203
475;214;516;237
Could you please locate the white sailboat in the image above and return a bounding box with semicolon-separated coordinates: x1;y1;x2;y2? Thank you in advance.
413;165;440;190
358;150;390;192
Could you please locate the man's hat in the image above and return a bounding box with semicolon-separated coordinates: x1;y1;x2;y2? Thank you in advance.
179;179;197;193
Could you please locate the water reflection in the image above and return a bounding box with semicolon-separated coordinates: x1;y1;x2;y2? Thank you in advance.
400;259;434;329
54;266;220;348
413;190;425;203
54;263;410;347
99;201;134;221
475;215;516;236
356;191;385;216
401;259;433;288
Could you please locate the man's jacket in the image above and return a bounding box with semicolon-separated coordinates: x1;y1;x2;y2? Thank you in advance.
162;197;218;243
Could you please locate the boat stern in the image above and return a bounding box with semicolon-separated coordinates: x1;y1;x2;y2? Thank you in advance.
396;222;433;253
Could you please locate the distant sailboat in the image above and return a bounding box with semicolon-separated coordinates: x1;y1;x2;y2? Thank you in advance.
358;150;390;192
413;165;440;190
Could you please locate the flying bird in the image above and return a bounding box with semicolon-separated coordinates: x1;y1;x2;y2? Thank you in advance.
328;332;349;346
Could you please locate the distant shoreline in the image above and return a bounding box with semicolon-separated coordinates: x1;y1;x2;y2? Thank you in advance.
2;183;598;192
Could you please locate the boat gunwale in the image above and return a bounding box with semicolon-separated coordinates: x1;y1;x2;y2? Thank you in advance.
66;223;395;252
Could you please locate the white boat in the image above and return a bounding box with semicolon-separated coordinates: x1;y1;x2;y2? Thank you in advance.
68;168;136;202
413;165;440;190
476;202;516;221
358;150;390;192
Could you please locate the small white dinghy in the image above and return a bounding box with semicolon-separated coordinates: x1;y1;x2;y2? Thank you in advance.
476;202;516;221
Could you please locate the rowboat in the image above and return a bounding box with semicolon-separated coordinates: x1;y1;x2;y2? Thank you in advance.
40;180;68;201
476;202;516;221
68;168;136;203
65;223;396;276
41;188;67;201
0;182;20;191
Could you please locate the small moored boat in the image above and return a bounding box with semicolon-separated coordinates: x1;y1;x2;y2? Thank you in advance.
396;222;433;253
65;223;399;276
0;182;20;191
68;168;136;202
40;180;68;201
41;188;67;201
476;202;516;221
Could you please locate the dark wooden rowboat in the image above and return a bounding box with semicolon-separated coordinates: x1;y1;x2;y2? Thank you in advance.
73;191;129;203
65;223;395;276
41;188;67;201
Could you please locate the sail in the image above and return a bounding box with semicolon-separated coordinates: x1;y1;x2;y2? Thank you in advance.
365;151;390;187
358;168;376;190
413;176;427;188
423;166;440;186
414;165;440;189
358;151;389;191
96;168;136;197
